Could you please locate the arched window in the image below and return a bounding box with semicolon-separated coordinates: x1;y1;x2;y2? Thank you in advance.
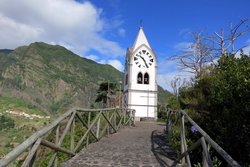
144;73;149;84
137;72;143;84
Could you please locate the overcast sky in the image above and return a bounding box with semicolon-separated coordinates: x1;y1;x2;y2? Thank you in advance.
0;0;250;91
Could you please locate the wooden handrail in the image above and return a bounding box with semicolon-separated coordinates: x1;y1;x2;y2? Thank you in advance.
166;109;241;167
0;107;135;167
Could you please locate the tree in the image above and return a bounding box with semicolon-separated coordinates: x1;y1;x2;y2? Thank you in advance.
171;76;181;96
169;32;213;79
169;19;250;80
171;76;190;97
95;82;117;108
209;19;250;57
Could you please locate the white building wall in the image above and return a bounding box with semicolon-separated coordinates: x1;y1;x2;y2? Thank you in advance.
129;91;157;118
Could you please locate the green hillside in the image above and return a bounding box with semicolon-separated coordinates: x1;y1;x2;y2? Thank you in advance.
0;42;123;114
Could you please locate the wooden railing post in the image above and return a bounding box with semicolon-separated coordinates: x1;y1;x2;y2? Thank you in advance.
48;110;76;167
114;108;117;131
166;110;172;134
201;137;213;167
54;125;59;167
107;111;110;137
116;109;121;129
180;113;185;165
21;138;42;167
96;112;101;139
70;117;75;152
86;111;91;147
133;110;135;125
123;108;126;125
130;110;132;126
180;113;191;167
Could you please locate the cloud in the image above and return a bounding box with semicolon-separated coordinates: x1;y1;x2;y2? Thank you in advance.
158;71;193;92
0;14;43;48
237;45;250;57
108;59;123;71
174;42;193;52
0;0;124;57
84;54;123;71
98;59;106;64
243;39;250;55
84;54;124;71
235;39;250;57
243;45;250;55
157;58;178;74
118;28;126;37
178;28;191;37
157;56;194;91
86;55;99;61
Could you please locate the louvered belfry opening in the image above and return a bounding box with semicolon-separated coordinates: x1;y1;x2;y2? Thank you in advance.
137;72;143;84
144;72;149;84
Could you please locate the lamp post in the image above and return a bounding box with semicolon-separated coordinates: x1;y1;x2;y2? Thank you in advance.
119;81;122;108
107;80;110;108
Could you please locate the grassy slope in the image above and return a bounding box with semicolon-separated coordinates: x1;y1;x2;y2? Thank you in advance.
0;96;50;158
0;42;123;113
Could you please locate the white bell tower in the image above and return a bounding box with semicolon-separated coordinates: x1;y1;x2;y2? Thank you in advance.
123;27;158;121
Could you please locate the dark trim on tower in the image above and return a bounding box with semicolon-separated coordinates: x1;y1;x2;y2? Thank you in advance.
128;104;157;107
123;89;158;94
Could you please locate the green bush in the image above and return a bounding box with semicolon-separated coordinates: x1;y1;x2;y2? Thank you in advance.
0;115;15;131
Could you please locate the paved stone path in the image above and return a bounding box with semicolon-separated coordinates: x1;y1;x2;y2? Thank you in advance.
62;122;178;167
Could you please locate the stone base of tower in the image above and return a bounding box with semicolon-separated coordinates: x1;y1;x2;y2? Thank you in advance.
130;105;157;121
137;117;157;122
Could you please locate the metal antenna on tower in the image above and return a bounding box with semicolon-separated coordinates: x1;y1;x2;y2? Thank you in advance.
140;19;143;28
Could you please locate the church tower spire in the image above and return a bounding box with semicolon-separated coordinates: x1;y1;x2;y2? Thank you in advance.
132;27;151;51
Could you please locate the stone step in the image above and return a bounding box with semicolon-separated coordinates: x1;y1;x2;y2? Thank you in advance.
140;117;156;122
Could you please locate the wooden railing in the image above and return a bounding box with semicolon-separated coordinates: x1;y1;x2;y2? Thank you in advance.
166;109;241;167
0;107;135;167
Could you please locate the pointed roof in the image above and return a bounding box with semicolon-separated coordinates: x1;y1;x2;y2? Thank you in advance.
132;27;151;50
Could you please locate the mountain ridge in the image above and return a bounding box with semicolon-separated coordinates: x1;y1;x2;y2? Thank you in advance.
0;42;123;114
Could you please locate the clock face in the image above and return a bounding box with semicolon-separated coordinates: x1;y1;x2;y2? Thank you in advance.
133;49;154;68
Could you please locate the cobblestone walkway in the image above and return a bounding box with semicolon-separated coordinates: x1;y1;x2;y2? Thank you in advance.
62;122;178;167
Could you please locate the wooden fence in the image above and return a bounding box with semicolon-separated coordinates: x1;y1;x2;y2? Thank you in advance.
0;107;135;167
166;109;241;167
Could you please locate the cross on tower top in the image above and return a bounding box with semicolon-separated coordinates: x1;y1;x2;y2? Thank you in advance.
140;19;143;28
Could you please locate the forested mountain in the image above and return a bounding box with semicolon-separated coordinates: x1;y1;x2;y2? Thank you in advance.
0;42;125;114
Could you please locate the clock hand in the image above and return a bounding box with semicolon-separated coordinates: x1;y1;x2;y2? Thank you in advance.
140;56;149;68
